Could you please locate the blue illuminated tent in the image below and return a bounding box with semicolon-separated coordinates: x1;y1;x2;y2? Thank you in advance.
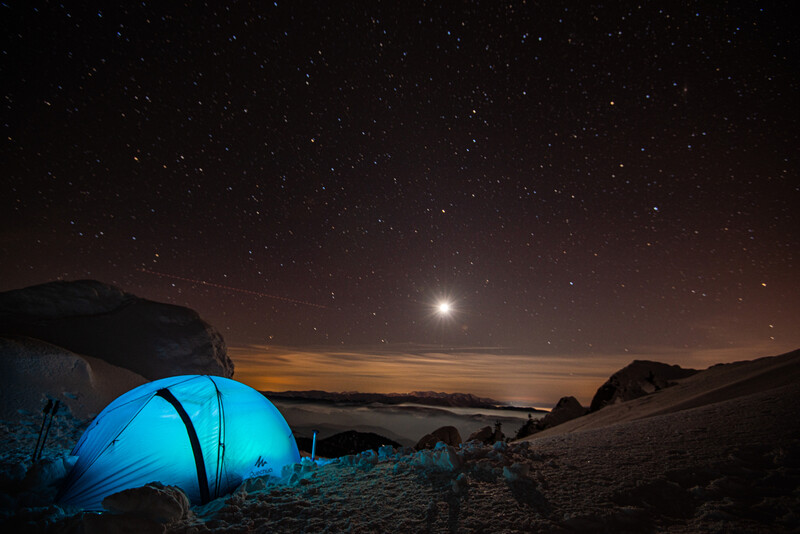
57;375;300;510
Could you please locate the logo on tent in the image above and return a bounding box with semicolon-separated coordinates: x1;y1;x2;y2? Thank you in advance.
252;455;274;476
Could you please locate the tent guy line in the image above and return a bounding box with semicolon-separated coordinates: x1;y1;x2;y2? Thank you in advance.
136;268;328;309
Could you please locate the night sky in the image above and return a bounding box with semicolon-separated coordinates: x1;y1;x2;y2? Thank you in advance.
2;2;798;403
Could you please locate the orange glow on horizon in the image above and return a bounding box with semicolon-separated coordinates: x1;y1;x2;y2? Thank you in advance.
227;342;789;406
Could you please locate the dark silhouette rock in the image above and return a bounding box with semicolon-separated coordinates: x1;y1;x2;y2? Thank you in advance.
467;426;494;443
0;280;233;381
515;396;587;439
416;425;462;450
589;360;698;412
541;396;585;427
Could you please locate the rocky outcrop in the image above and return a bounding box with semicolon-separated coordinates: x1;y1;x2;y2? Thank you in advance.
467;426;494;443
416;426;462;450
0;280;233;381
589;360;698;412
541;396;586;427
467;422;506;444
101;482;190;524
515;396;586;439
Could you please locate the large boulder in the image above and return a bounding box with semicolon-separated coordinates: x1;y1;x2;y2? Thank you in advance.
467;422;506;444
416;425;462;450
102;482;190;524
539;396;586;428
589;360;697;412
0;336;147;421
467;426;494;443
0;280;233;381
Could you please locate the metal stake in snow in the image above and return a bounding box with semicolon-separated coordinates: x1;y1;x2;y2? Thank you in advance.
32;399;53;462
311;429;318;461
37;400;60;461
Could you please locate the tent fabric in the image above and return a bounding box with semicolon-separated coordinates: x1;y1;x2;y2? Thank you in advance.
57;375;300;510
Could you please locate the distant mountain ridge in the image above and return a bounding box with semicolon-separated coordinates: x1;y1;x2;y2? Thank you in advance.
262;389;541;410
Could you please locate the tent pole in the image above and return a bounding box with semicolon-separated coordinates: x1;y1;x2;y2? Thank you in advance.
156;388;211;504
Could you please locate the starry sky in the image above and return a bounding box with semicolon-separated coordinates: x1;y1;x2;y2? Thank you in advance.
2;2;798;404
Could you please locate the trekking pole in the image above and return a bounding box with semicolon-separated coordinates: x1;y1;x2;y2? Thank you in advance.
37;400;60;461
32;399;53;462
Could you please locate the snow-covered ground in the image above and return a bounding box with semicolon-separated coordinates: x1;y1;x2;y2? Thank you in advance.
2;351;798;533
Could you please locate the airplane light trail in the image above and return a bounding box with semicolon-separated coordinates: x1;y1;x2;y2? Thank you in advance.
137;268;327;309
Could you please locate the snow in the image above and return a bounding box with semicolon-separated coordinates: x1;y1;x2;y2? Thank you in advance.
0;336;147;421
530;349;800;438
169;381;797;533
1;350;799;533
589;359;698;412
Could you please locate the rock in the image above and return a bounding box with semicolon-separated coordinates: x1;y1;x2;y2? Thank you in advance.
515;396;586;439
540;396;586;427
416;425;462;450
415;434;437;450
102;482;190;524
589;360;698;412
467;426;494;443
0;280;233;381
